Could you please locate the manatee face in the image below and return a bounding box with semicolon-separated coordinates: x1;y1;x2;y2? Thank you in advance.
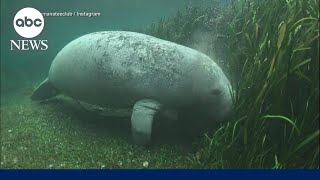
177;71;232;136
200;84;233;122
188;59;233;122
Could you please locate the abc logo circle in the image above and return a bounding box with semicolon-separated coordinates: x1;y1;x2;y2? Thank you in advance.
13;7;44;38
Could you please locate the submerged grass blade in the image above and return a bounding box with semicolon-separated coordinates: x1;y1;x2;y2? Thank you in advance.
277;22;287;49
262;115;300;135
292;129;320;155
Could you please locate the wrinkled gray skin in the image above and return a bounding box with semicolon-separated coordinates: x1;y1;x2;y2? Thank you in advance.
31;31;233;145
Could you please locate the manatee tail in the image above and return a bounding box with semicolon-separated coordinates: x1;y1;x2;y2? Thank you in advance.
31;78;60;101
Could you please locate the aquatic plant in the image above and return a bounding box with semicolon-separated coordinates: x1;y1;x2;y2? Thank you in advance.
147;0;319;168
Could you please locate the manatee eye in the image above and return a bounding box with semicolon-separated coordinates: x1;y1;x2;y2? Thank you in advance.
211;89;221;95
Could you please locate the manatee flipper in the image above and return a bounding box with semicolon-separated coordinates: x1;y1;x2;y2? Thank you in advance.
131;99;162;145
31;78;59;101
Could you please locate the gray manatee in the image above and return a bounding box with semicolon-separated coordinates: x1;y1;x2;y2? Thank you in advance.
31;31;233;145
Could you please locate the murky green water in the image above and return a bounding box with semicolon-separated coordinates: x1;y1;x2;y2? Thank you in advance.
1;0;318;169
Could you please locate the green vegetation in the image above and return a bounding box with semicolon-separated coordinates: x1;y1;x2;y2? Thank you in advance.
145;0;319;168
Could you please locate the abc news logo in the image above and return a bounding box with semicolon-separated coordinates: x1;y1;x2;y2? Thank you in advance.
15;16;43;27
10;7;48;51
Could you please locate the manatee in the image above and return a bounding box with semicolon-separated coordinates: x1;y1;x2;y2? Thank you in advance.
31;31;233;145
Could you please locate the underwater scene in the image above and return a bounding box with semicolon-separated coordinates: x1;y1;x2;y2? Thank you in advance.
0;0;319;169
